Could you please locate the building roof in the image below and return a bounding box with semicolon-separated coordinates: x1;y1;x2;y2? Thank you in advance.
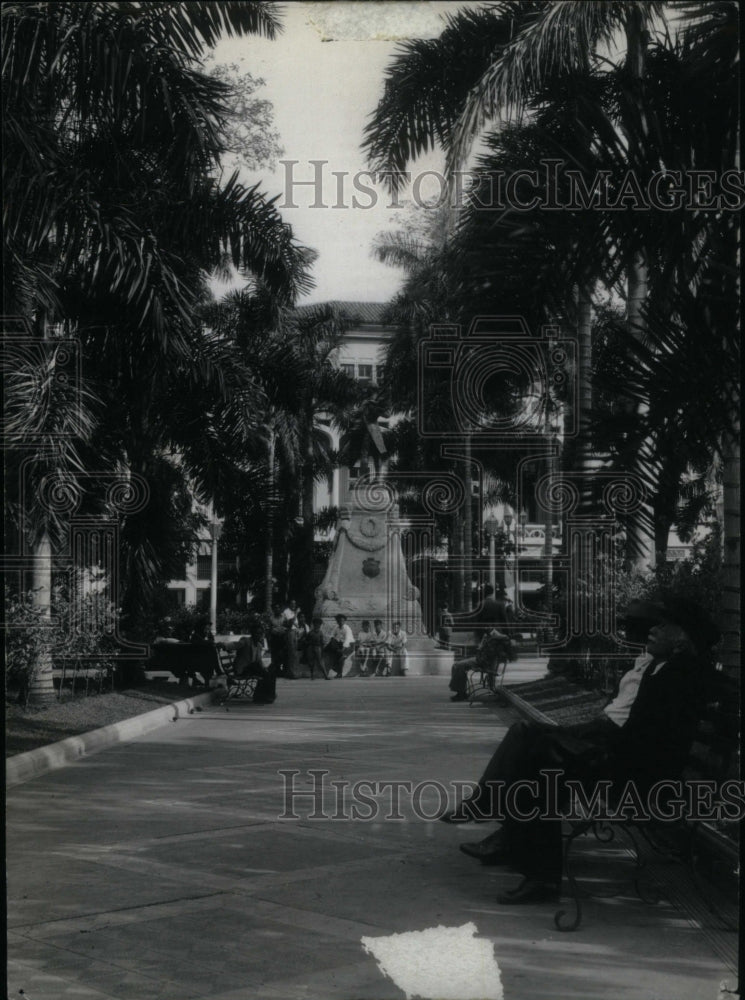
300;301;390;326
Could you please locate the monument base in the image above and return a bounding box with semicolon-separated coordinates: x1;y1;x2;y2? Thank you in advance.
403;645;454;676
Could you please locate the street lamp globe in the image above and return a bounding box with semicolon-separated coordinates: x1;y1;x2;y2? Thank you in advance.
484;515;500;538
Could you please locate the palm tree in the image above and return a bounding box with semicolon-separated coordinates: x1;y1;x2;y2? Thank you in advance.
365;3;665;564
366;0;738;582
2;2;311;324
3;326;99;702
3;2;315;700
268;304;366;617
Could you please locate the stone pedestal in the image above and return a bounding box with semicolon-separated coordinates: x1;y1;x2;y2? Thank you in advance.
313;501;440;669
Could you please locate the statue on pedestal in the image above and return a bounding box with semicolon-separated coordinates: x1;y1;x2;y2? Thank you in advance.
313;414;430;652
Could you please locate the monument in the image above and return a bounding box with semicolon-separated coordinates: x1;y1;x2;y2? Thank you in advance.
314;499;423;630
313;418;449;674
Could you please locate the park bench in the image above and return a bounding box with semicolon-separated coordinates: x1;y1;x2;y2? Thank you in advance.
549;666;740;932
466;654;510;704
207;643;276;705
149;642;226;687
460;634;516;704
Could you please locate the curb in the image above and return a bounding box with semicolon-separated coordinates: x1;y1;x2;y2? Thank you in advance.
6;691;216;788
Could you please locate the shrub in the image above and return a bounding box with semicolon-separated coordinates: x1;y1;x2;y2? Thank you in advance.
5;590;55;702
216;607;262;635
547;527;724;689
157;605;211;642
5;579;120;704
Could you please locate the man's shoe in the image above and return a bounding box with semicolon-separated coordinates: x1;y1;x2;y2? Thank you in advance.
496;877;560;904
459;843;512;866
450;693;468;702
459;828;511;864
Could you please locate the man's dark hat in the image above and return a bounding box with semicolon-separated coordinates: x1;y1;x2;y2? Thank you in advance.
658;596;721;650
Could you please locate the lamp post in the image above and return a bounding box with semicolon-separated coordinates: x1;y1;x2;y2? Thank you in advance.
503;510;514;600
209;515;224;639
519;507;528;537
484;514;500;593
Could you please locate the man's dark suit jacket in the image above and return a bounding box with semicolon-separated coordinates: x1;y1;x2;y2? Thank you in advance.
613;651;705;791
476;597;513;634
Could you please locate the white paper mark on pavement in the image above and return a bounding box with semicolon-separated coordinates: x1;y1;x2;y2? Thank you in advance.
361;922;503;1000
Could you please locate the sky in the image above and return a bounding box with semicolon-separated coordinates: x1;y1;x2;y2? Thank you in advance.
210;1;471;305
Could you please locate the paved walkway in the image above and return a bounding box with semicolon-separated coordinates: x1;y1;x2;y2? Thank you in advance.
6;670;736;1000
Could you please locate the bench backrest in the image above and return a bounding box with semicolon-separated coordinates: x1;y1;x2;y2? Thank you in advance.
686;666;740;784
151;643;222;671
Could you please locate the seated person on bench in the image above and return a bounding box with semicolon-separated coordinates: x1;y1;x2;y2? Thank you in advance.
449;628;514;702
232;625;268;679
368;619;391;676
348;620;374;677
439;597;720;904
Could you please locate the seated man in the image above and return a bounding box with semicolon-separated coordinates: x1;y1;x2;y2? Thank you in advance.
349;620;374;677
231;624;275;703
368;619;392;676
325;614;355;677
449;628;513;702
440;597;719;904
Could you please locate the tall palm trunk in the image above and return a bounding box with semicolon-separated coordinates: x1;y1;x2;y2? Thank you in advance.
542;403;555;626
463;431;473;609
452;505;464;613
576;287;595;513
721;417;740;683
625;254;656;571
623;9;656;573
27;531;55;705
264;429;276;614
299;435;317;618
574;285;596;655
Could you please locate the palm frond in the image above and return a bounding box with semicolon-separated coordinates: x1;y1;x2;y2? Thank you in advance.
363;3;545;192
445;1;665;174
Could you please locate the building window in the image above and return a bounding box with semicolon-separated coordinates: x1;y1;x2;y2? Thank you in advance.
196;554;212;580
166;588;186;608
341;363;355;377
348;462;370;484
358;363;373;383
196;587;211;609
375;365;384;385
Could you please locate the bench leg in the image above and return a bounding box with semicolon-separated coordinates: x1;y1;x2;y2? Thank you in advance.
554;821;590;931
555;819;665;932
219;676;259;707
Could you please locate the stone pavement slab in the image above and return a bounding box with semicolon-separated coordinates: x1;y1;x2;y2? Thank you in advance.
7;672;736;1000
